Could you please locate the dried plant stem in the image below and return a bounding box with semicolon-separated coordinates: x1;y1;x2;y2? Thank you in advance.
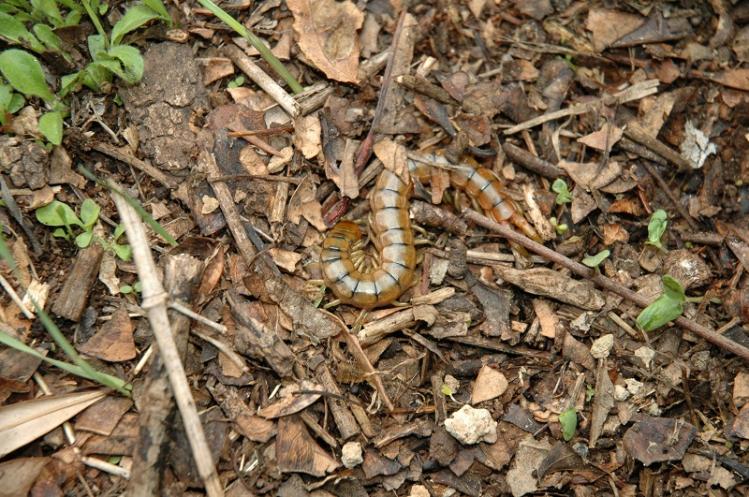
111;186;224;497
463;208;749;364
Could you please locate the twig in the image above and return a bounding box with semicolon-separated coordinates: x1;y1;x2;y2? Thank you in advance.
0;273;33;319
111;185;224;497
224;44;300;118
91;142;178;189
463;208;749;364
502;142;566;179
640;160;698;230
503;80;659;135
623;123;692;171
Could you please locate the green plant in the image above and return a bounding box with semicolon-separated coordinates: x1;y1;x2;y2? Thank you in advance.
552;178;572;205
227;75;245;88
636;275;685;332
582;249;610;269
646;209;668;250
559;407;577;441
549;216;568;235
120;280;142;294
35;198;132;260
0;0;171;144
0;230;130;395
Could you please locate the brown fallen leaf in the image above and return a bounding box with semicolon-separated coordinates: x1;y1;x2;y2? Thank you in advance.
276;415;340;476
0;457;50;497
471;365;509;404
602;223;629;245
494;266;605;310
577;123;623;151
293;114;321;159
258;380;324;418
287;0;364;84
0;389;107;458
586;8;643;52
78;306;137;362
588;360;614;448
623;415;696;466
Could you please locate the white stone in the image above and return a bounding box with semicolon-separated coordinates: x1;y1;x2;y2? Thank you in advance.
614;384;630;401
634;346;656;369
444;404;497;445
341;441;363;468
625;378;644;396
590;334;614;359
409;485;430;497
444;374;460;394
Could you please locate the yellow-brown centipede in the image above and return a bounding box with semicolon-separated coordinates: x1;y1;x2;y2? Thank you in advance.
321;154;537;309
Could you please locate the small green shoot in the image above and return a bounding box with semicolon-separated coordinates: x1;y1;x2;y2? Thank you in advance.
549;217;568;235
36;198;132;259
552;178;572;205
582;249;610;269
646;209;668;250
586;385;595;402
440;383;457;402
559;407;577;441
227;75;245;88
636;275;685;332
120;280;142;294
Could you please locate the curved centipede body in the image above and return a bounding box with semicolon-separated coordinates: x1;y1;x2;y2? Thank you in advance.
321;155;538;309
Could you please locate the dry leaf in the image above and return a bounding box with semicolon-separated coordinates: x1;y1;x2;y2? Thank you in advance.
258;381;323;418
602;223;629;245
0;390;107;458
577;123;623;151
268;146;293;173
494;266;605;310
586;9;643;52
373;138;409;181
276;415;340;476
0;457;50;497
288;0;364;84
471;365;509;404
198;56;234;85
78;306;137;362
269;248;303;273
293;115;322;159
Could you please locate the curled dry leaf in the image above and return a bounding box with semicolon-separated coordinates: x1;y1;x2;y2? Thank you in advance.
257;380;324;418
293;115;322;159
287;0;364;84
494;266;605;310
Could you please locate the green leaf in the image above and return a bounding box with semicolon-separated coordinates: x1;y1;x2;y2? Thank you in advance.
113;223;126;240
119;284;133;294
559;407;577;441
112;242;132;261
80;62;112;92
0;83;11;110
75;230;93;247
582;249;610;268
0;48;54;102
78;165;178;246
60;71;80;96
143;0;171;23
552;178;572;205
110;4;159;45
8;91;24;113
32;23;64;53
52;227;69;239
0;12;45;52
105;44;144;84
440;384;453;396
636;275;686;332
646;209;668;250
87;34;107;60
79;198;100;227
38;110;63;145
36;200;82;227
227;75;245;88
31;0;62;26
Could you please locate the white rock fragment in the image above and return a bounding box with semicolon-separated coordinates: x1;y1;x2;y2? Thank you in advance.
625;378;644;396
341;441;363;468
409;484;430;497
443;374;460;394
444;404;497;445
634;346;656;369
590;334;614;359
614;384;630;401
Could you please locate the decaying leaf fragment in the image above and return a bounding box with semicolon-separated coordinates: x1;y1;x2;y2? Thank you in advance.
288;0;364;84
494;266;605;310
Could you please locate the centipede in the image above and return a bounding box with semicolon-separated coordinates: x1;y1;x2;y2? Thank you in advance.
320;153;538;309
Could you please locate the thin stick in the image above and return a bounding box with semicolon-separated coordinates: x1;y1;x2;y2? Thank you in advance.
640;160;698;230
111;186;224;497
463;208;749;363
224;44;300;118
0;273;33;319
92;143;178;189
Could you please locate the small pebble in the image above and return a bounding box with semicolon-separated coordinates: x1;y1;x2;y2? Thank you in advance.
341;441;363;468
625;378;644;396
444;404;497;445
409;485;430;497
634;346;656;369
591;334;614;359
614;384;630;401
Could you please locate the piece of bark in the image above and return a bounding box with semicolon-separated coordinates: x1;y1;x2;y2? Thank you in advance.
315;363;360;440
128;254;203;497
51;244;104;321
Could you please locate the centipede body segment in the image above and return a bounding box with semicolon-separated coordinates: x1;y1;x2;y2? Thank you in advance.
321;156;537;309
